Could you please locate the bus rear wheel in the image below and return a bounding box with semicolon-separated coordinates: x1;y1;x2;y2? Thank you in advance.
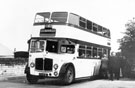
63;66;75;85
26;74;38;84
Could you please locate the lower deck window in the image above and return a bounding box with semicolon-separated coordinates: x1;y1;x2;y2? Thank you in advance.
79;49;85;57
60;45;75;54
78;45;109;59
93;47;97;58
86;50;92;58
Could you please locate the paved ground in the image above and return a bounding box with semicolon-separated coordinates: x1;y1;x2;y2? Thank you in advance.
1;65;135;88
1;76;135;88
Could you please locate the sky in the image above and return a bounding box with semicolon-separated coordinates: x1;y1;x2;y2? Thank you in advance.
0;0;135;52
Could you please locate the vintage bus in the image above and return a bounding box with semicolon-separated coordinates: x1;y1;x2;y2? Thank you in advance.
24;12;111;84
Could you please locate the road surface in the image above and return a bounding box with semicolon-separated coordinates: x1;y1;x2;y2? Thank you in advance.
0;76;135;88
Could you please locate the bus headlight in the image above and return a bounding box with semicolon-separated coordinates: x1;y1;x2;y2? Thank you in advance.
54;71;58;76
53;64;58;70
30;62;35;68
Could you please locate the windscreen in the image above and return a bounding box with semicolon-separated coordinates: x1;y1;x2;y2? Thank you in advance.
30;40;45;53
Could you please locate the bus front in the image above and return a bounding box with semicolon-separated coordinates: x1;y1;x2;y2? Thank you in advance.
26;37;76;84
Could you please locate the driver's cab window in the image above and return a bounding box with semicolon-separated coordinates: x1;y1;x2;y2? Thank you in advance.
46;40;58;53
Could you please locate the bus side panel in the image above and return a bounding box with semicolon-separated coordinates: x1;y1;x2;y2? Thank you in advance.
73;58;99;78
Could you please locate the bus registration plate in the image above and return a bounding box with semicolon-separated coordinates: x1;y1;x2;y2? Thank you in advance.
39;73;46;76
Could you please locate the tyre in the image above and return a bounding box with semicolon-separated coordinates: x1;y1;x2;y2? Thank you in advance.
26;74;39;84
63;66;75;85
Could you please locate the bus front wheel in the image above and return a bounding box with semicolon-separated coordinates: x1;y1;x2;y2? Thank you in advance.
63;66;75;85
26;74;38;84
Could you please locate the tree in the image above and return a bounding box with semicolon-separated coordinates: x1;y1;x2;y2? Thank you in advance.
118;18;135;77
118;18;135;62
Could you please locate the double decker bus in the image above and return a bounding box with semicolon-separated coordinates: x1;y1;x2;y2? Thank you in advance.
25;12;111;85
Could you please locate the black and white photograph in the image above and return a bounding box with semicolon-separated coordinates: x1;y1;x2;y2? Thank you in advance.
0;0;135;88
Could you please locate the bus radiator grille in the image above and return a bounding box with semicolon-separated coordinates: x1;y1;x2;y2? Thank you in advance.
35;58;43;70
35;58;53;71
44;58;53;71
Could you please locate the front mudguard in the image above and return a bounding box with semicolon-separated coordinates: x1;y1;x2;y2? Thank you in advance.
24;64;30;74
59;63;75;78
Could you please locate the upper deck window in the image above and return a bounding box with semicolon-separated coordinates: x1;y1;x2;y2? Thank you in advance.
51;12;68;23
97;25;103;34
103;27;110;37
93;23;98;32
34;12;51;25
108;30;111;37
68;13;79;26
79;17;86;28
87;20;92;31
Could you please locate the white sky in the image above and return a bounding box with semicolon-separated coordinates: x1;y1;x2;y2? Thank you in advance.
0;0;135;52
